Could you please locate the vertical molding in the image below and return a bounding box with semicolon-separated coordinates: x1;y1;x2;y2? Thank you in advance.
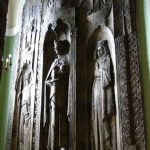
68;29;76;150
137;0;150;149
113;0;125;36
127;32;146;148
115;36;132;149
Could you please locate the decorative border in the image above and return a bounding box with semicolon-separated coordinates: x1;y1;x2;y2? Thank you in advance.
115;36;132;149
128;32;146;149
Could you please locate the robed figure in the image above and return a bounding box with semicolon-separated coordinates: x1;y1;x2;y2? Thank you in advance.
44;40;70;150
15;60;33;150
91;40;116;150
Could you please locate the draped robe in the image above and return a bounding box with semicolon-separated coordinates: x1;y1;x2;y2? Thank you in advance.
91;52;115;150
45;56;69;150
16;65;33;150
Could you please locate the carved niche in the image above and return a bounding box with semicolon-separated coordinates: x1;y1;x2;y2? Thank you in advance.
6;0;146;150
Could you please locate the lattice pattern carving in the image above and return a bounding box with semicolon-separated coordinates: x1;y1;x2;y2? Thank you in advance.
128;32;146;149
115;36;132;148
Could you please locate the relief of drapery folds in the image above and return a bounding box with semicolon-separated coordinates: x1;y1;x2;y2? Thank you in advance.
86;25;117;150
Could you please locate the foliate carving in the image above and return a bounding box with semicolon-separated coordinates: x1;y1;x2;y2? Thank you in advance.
43;0;72;15
127;32;146;149
16;60;33;150
81;0;112;15
115;36;132;147
12;46;36;150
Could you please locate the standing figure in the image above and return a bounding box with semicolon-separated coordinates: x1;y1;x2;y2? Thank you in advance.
44;40;70;150
16;60;33;150
91;40;116;150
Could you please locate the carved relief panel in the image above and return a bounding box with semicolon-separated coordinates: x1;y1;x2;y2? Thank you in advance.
7;0;146;150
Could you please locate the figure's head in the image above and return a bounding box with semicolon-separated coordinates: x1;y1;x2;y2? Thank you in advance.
48;23;53;30
56;18;63;25
54;40;70;56
22;59;31;70
95;40;108;58
95;24;104;32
